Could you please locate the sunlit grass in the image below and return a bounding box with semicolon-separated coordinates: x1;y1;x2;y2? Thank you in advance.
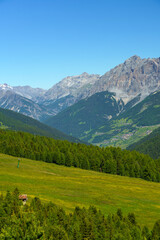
0;153;160;228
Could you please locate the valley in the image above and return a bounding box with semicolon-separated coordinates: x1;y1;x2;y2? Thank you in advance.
90;124;160;149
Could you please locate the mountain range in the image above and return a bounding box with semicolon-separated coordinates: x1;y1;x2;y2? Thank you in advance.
1;55;160;147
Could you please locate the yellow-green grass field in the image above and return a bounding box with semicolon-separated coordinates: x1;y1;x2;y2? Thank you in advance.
0;153;160;228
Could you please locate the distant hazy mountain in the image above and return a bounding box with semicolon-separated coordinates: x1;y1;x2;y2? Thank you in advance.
0;73;101;117
42;72;100;101
0;89;53;121
0;84;46;101
39;72;100;114
13;85;46;101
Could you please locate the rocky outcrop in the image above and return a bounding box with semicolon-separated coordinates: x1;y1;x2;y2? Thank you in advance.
41;72;100;102
38;72;100;115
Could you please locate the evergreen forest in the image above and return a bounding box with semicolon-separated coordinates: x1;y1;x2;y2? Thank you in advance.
127;126;160;159
0;129;160;182
1;189;160;240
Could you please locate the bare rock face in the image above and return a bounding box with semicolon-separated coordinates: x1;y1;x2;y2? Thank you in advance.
88;56;160;104
13;86;46;101
42;72;100;102
0;90;54;121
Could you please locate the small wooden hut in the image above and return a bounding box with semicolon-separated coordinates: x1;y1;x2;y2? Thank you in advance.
19;194;28;205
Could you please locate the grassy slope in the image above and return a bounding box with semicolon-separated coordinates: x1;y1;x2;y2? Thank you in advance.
0;153;160;228
0;107;80;143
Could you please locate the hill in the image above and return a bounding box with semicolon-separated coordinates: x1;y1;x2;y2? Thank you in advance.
127;126;160;159
0;129;160;183
81;90;160;148
0;107;80;142
44;91;124;138
1;153;160;228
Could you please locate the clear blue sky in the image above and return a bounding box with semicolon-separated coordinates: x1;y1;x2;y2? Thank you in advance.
0;0;160;89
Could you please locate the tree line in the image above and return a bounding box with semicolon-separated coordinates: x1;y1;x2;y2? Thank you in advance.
0;189;160;239
0;129;160;182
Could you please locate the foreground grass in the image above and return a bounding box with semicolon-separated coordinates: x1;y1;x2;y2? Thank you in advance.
0;153;160;228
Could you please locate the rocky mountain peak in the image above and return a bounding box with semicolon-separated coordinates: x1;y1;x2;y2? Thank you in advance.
80;56;160;105
125;55;141;62
43;72;100;101
81;72;89;76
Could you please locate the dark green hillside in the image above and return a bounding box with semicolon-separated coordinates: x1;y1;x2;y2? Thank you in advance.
127;127;160;159
45;91;124;138
0;107;80;142
0;129;160;182
118;91;160;126
84;91;160;148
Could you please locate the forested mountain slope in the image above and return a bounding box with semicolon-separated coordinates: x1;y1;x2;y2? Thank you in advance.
81;90;160;148
44;91;124;138
0;107;80;142
127;126;160;159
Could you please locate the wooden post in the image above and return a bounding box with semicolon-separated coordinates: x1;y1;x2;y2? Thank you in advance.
17;158;20;168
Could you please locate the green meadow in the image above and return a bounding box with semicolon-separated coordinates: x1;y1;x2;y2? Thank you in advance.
0;153;160;228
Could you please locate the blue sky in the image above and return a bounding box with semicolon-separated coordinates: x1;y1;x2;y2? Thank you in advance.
0;0;160;89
